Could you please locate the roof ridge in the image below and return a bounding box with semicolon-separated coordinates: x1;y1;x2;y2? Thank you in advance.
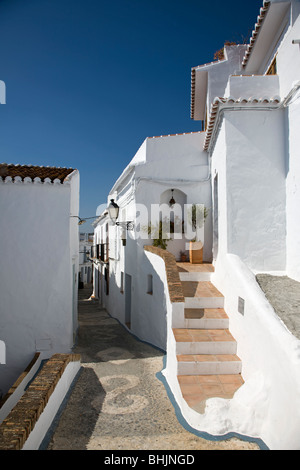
0;163;76;184
242;0;271;68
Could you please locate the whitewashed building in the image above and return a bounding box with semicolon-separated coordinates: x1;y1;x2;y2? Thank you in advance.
92;0;300;450
181;0;300;450
79;232;93;285
192;0;300;279
92;132;212;349
0;164;80;398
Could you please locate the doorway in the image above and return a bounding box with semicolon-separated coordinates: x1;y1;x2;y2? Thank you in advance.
213;174;219;260
125;273;132;329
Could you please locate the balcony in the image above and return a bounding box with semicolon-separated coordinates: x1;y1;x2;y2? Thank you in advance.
90;243;109;263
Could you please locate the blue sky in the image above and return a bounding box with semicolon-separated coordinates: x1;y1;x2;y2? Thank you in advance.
0;0;263;232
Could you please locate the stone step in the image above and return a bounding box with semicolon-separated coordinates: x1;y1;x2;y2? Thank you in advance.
182;281;224;309
181;281;223;298
179;271;212;282
184;296;224;309
177;374;245;412
177;353;242;375
183;308;229;329
176;263;214;274
173;328;237;355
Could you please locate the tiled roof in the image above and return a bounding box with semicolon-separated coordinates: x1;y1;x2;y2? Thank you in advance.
148;131;203;139
0;163;76;183
190;1;271;119
242;0;271;68
190;61;220;120
203;96;281;151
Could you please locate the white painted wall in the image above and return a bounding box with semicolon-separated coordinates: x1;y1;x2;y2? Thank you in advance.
211;254;300;450
277;3;300;281
225;74;280;99
0;176;79;396
271;1;300;97
286;93;300;281
203;45;247;114
237;0;300;281
135;133;212;262
212;108;286;272
211;122;227;261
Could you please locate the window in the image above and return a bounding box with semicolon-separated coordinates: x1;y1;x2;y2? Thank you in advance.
266;56;277;75
147;274;153;295
120;272;124;294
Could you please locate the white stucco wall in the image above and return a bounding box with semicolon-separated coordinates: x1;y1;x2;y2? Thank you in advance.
0;177;79;396
204;45;247;114
274;1;300;97
211;254;300;450
211;121;227;261
225;74;280;100
286;94;300;281
135;133;212;262
213;108;286;272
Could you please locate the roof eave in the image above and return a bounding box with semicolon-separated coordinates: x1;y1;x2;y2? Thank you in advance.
203;96;281;152
190;69;208;121
242;0;290;73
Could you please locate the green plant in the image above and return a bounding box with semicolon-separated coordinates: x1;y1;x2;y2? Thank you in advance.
188;204;208;231
214;41;236;61
146;221;170;250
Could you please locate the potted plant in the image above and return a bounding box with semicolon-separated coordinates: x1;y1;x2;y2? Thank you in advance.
189;239;203;264
188;204;208;264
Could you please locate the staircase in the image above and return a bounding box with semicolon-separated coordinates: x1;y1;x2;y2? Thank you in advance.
174;263;244;413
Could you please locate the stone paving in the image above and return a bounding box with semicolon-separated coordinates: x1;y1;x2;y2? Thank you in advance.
256;274;300;340
46;284;260;451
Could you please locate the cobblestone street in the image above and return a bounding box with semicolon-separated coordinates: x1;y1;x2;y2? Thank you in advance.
46;285;260;451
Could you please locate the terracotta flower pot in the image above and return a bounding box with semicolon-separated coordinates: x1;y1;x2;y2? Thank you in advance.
189;241;203;264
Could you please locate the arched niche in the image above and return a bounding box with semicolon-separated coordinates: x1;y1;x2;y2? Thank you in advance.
159;188;187;223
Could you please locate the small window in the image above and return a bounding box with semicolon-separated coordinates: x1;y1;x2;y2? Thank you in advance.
266;56;277;75
147;274;153;295
120;272;124;293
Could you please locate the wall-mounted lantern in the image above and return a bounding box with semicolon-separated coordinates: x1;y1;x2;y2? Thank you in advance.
107;199;134;231
169;189;176;208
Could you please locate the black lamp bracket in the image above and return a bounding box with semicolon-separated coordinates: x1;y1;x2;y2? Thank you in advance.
116;221;134;231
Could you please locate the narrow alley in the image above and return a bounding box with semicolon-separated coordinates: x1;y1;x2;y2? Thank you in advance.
45;284;260;451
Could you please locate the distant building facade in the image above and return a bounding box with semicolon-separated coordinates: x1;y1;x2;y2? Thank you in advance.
79;232;93;285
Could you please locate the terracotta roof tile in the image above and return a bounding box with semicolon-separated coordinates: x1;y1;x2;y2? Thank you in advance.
0;164;76;183
242;0;271;68
203;95;281;151
190;1;271;119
